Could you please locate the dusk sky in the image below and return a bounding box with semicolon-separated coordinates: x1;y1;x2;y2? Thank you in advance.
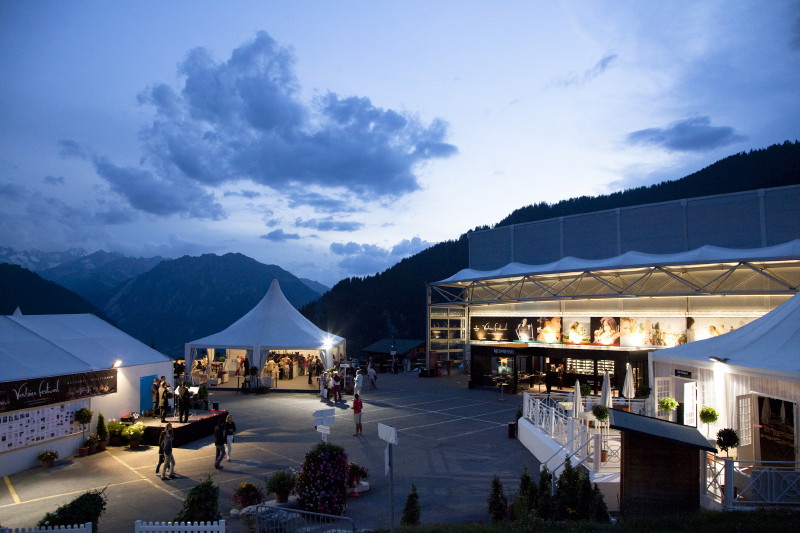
1;1;799;287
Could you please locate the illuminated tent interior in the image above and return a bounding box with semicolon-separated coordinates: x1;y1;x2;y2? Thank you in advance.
184;279;345;380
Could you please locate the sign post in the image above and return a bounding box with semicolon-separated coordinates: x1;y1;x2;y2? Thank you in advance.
378;423;398;532
312;408;335;442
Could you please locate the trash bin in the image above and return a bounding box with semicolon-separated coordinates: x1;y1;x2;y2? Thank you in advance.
507;421;518;439
212;402;219;411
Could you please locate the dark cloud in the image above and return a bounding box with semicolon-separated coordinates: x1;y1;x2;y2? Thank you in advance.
286;191;360;213
261;228;300;241
93;157;226;219
119;31;456;217
43;175;65;186
295;217;362;232
554;53;618;87
329;236;432;276
626;116;746;152
223;189;262;199
59;139;90;160
0;181;28;200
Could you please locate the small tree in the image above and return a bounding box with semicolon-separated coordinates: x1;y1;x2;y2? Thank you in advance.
536;466;553;520
716;428;740;457
513;464;537;521
658;397;678;413
95;412;109;442
700;406;719;437
74;408;93;442
589;483;609;522
400;484;421;526
174;477;220;523
487;475;507;522
38;488;107;531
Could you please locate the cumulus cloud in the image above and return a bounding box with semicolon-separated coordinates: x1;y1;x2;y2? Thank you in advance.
261;228;300;241
287;191;361;213
554;53;618;87
93;157;226;219
109;31;457;218
626;116;746;152
330;236;432;276
295;217;362;232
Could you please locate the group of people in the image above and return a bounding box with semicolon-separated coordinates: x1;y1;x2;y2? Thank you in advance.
151;376;193;423
154;413;238;480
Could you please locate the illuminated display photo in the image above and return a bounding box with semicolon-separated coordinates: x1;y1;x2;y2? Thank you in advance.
620;317;687;348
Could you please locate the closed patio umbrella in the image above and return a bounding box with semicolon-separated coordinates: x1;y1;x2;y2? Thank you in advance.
621;363;635;411
573;379;583;418
599;371;613;409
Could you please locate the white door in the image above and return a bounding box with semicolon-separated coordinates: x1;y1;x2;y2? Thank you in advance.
683;381;697;427
736;394;757;461
655;377;674;421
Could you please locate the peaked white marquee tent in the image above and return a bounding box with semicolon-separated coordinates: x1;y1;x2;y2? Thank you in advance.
184;279;345;375
650;292;800;460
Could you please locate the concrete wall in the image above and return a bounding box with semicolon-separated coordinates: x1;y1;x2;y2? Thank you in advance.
470;186;800;270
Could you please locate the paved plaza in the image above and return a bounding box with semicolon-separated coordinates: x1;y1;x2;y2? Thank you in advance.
0;372;537;531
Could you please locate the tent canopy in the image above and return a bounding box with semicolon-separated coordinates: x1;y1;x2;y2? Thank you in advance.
435;239;800;284
1;313;172;382
651;292;800;380
184;279;344;370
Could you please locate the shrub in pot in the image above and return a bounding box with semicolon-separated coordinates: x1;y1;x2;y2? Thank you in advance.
700;406;719;437
74;408;93;453
122;422;146;447
230;481;265;510
295;442;348;515
95;413;109;450
716;428;740;457
658;397;678;413
107;421;125;446
267;469;297;503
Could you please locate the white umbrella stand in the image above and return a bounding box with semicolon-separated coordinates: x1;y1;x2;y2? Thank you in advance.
622;363;635;412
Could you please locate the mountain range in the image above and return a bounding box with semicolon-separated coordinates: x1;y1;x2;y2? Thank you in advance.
1;141;799;358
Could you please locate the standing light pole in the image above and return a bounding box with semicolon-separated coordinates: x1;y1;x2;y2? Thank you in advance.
378;423;398;532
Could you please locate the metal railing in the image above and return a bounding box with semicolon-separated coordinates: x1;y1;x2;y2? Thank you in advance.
256;504;355;533
524;393;621;474
703;454;800;509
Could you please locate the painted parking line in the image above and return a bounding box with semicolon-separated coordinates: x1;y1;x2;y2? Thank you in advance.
107;449;184;501
3;476;20;505
0;478;144;509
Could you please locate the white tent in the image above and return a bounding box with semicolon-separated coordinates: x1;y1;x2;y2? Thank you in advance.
650;292;800;460
184;279;345;374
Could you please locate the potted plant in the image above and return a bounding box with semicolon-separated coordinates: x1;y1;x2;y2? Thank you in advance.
348;461;369;484
716;428;740;457
36;449;59;468
74;407;93;456
86;433;100;454
122;422;146;448
592;404;611;462
699;406;719;437
107;421;125;446
230;481;265;510
266;469;297;504
658;397;678;420
95;412;109;451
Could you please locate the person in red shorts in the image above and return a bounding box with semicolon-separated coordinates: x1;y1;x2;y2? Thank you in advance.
352;394;363;436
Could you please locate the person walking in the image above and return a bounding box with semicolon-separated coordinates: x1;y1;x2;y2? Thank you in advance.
353;369;363;397
332;372;342;402
224;414;237;461
150;378;160;416
214;420;226;469
160;424;175;479
368;366;378;390
155;427;166;476
352;394;363;436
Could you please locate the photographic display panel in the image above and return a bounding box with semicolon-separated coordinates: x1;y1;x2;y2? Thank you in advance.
0;399;89;452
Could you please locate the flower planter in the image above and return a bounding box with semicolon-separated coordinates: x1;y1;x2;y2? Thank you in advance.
41;458;55;468
128;440;140;449
97;440;107;452
78;446;89;457
275;492;289;504
109;435;122;446
88;444;98;454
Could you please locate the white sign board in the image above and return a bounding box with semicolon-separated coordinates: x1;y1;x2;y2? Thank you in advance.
378;423;398;445
312;408;335;427
316;425;330;434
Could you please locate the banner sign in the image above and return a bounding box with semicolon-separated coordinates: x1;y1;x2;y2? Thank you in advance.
0;369;117;413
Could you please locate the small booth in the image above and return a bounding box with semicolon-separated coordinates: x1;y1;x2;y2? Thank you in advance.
0;312;172;477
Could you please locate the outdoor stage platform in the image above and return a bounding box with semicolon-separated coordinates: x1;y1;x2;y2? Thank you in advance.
135;410;228;447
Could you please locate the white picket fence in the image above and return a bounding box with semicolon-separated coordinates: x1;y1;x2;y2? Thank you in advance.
134;521;225;533
0;524;91;533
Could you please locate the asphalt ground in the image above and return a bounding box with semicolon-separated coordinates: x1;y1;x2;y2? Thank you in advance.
0;372;537;532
